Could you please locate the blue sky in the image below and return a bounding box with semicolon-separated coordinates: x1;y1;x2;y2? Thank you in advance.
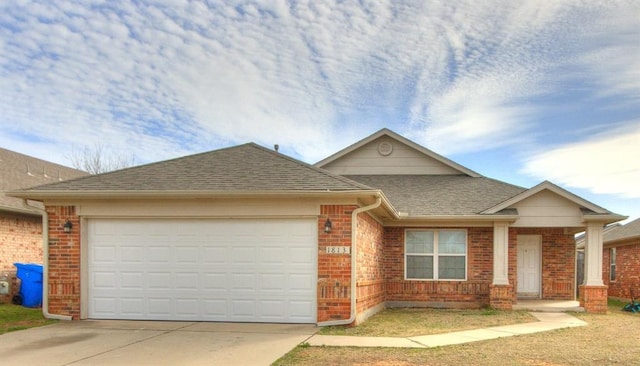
1;1;639;221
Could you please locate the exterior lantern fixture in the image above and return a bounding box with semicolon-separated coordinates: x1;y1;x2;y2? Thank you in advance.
324;218;332;233
63;220;73;233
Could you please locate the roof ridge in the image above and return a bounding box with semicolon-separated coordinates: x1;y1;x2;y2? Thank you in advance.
245;143;373;190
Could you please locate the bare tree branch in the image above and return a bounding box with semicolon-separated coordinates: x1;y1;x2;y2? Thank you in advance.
66;143;136;174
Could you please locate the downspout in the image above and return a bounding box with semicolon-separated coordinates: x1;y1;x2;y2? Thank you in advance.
318;196;382;326
22;199;73;321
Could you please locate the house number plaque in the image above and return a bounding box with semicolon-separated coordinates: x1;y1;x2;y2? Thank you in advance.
325;246;351;254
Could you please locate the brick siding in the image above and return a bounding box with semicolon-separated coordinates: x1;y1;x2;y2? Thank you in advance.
603;242;640;300
317;205;357;323
354;211;385;322
42;203;585;320
0;212;43;304
46;206;81;319
385;227;493;307
579;285;608;313
385;227;576;308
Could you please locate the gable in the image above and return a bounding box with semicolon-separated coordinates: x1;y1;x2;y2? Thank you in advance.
509;190;587;227
316;129;479;176
320;136;463;175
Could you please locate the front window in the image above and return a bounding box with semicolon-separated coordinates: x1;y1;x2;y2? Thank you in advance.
405;229;467;280
610;247;616;282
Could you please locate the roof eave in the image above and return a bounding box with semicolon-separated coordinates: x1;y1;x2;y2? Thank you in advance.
582;213;628;225
7;189;387;200
0;204;42;216
384;214;520;226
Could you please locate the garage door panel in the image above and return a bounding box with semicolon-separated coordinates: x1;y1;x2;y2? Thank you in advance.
148;247;171;263
88;218;317;323
120;272;143;289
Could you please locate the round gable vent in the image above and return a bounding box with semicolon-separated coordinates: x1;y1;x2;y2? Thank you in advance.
377;141;393;156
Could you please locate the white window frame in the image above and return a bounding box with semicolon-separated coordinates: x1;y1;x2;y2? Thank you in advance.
404;229;468;281
610;247;616;282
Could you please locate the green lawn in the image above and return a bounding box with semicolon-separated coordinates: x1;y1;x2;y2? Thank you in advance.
0;304;58;334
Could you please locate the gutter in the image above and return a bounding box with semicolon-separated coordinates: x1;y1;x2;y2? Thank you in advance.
318;196;383;327
21;199;73;321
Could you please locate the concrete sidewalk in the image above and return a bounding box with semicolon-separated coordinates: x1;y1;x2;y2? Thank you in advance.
307;312;587;348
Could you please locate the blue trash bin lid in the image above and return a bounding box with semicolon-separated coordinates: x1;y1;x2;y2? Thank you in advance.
13;263;43;273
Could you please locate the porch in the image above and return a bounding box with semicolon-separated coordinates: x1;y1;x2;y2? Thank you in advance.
513;299;584;312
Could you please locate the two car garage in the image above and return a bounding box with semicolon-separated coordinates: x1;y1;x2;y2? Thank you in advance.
86;218;318;323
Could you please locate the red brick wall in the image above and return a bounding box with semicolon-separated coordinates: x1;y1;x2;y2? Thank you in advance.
46;206;81;319
317;205;357;323
384;227;576;308
385;227;493;307
603;242;640;300
355;212;385;320
0;212;43;304
514;228;575;300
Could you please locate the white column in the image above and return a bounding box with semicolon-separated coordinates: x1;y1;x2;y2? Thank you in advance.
493;222;510;285
584;222;604;286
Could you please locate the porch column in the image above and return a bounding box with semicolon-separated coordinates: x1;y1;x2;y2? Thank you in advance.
583;222;604;286
580;222;608;313
490;222;513;309
492;222;510;285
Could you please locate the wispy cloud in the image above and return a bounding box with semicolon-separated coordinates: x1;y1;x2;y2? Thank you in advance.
0;0;638;167
521;122;640;198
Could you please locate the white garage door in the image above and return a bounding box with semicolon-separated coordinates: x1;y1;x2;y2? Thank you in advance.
88;218;317;323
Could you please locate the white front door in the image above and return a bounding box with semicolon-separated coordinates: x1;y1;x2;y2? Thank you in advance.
517;235;541;297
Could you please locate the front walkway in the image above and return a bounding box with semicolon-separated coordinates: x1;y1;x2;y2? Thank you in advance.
307;312;587;348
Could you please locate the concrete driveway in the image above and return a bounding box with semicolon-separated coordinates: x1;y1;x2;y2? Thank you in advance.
0;320;317;365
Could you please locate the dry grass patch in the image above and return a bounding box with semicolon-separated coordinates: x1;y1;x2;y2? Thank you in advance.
319;307;537;337
274;301;640;366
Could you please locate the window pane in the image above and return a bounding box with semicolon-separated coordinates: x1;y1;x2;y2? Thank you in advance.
407;255;433;279
406;231;434;254
611;265;616;281
439;230;466;254
438;256;466;279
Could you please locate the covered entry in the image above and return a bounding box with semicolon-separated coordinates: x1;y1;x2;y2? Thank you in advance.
517;235;541;298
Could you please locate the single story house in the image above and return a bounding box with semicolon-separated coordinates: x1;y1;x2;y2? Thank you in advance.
9;129;625;324
601;218;640;300
0;148;86;303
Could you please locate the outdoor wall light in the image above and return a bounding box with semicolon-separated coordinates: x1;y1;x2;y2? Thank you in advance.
63;220;73;233
324;218;333;233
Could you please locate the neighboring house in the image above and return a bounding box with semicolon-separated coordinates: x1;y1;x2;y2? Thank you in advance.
601;218;640;300
0;148;87;303
8;129;625;323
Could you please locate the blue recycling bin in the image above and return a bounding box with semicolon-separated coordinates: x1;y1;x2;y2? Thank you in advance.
13;263;43;308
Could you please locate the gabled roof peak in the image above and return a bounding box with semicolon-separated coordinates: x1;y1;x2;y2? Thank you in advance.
482;180;625;221
315;128;481;177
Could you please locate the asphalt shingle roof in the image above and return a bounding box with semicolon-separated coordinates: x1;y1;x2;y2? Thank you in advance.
345;175;526;215
18;143;372;193
0;148;87;212
604;218;640;243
